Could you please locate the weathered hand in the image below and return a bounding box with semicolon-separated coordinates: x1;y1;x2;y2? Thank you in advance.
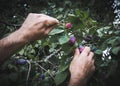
19;13;59;42
0;13;59;64
69;47;95;86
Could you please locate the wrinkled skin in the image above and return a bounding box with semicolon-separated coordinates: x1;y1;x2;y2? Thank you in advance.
0;13;59;64
69;47;95;86
20;13;59;41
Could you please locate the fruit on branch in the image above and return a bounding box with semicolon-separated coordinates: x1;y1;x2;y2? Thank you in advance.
53;67;58;72
17;59;27;65
69;36;76;44
79;45;85;53
65;22;72;29
39;74;45;80
84;35;92;42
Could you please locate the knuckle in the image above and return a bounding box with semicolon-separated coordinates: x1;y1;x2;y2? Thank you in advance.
83;46;90;53
85;46;90;50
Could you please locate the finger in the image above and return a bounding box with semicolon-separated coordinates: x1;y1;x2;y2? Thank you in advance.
92;59;95;65
88;52;94;60
45;23;59;35
80;46;91;57
44;27;53;35
93;65;95;70
46;23;59;33
91;59;95;71
83;46;91;53
73;48;80;59
92;64;95;72
41;17;59;28
47;21;59;29
46;19;59;28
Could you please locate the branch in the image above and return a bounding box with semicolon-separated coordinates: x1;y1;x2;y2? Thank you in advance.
26;60;31;86
44;48;61;62
34;62;54;80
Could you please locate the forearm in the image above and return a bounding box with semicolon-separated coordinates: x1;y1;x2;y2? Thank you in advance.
0;29;27;64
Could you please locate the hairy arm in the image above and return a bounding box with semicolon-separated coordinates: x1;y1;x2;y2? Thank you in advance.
0;29;27;64
0;13;59;65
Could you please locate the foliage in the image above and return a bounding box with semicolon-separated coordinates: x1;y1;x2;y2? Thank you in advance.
0;0;120;86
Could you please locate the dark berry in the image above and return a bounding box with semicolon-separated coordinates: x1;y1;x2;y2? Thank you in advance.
53;67;58;72
87;35;92;39
79;45;85;53
39;74;45;80
92;48;98;52
17;59;27;65
84;35;92;42
69;36;76;44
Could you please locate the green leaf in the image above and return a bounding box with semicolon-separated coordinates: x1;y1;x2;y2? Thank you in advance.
30;49;35;54
112;46;120;55
108;37;120;46
107;38;116;45
54;71;68;86
100;63;108;67
114;30;120;35
64;1;72;6
68;13;76;17
59;64;69;72
19;49;24;55
49;28;64;35
97;26;111;37
35;44;39;47
95;50;102;55
57;14;63;19
58;8;64;12
75;9;82;16
58;34;69;44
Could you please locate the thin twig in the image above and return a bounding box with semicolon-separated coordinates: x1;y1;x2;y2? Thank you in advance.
44;48;61;62
34;62;54;80
47;60;55;66
26;60;31;86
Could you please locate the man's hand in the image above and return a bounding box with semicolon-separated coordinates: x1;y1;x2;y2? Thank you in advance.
0;13;59;64
19;13;59;42
69;47;95;86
